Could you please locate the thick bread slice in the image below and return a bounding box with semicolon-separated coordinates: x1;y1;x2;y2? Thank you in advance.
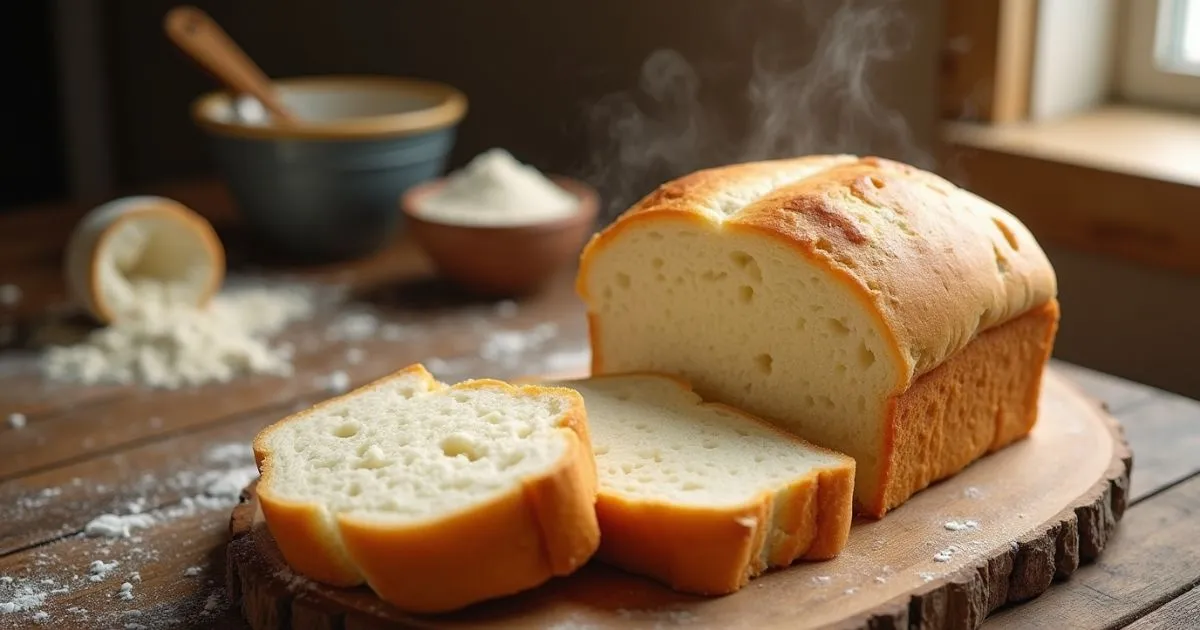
549;373;855;595
252;364;600;614
576;155;1059;517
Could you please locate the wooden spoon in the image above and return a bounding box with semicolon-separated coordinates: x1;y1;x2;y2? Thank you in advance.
164;5;299;124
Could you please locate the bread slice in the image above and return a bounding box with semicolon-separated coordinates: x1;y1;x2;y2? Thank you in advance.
252;364;600;614
548;373;855;595
576;155;1058;517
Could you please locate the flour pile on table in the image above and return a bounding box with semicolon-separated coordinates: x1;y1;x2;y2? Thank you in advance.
82;442;259;540
40;280;316;389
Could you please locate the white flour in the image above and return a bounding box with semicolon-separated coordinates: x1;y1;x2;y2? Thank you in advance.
40;281;315;389
7;413;25;429
415;149;579;226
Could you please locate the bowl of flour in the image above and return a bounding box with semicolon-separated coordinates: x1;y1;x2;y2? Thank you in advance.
402;148;599;297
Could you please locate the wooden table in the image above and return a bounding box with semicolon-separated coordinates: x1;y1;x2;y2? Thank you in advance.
2;186;1199;629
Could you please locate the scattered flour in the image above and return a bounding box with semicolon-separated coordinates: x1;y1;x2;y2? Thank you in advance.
317;370;351;394
89;560;120;581
182;567;202;578
811;575;831;585
345;347;365;365
325;311;380;342
7;412;25;429
40;282;315;389
202;591;224;614
919;572;937;583
944;519;980;532
963;486;984;499
415;148;579;227
0;585;46;613
31;610;48;623
84;514;157;539
933;546;959;563
494;300;519;318
480;323;558;365
116;582;134;601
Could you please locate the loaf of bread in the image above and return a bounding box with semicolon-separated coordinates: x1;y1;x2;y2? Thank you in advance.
576;155;1059;517
252;364;600;613
548;373;855;595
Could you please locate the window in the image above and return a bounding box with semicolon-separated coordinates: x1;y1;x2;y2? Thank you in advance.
1154;0;1200;75
1118;0;1200;108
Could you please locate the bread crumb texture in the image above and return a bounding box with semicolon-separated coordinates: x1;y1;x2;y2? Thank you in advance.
254;364;600;613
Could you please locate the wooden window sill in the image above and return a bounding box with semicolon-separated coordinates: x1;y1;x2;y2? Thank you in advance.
940;105;1200;276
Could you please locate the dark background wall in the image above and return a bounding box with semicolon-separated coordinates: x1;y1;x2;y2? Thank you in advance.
5;0;943;217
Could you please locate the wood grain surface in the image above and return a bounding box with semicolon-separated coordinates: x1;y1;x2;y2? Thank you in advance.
224;369;1131;630
1;186;1199;629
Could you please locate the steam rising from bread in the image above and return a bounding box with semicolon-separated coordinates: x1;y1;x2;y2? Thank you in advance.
586;0;933;220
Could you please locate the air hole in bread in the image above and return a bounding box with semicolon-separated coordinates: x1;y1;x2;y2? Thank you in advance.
857;395;868;412
866;279;882;292
735;428;751;437
754;454;765;463
730;251;763;282
739;285;755;303
452;393;469;403
616;272;631;288
682;481;704;491
994;245;1011;274
347;483;362;497
835;253;857;269
652;257;664;269
515;422;534;438
819;395;836;410
814;237;833;253
615;393;631;402
332;422;360;438
701;270;728;282
602;286;613;299
835;363;848;376
595;445;611;455
858;342;877;368
868;176;886;189
634;422;648;431
796;317;808;330
827;317;851;336
647;231;664;240
993;217;1020;250
702;439;719;449
753;348;772;374
439;434;484;462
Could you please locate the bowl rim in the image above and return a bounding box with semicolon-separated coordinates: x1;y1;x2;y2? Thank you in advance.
191;75;468;141
401;175;601;233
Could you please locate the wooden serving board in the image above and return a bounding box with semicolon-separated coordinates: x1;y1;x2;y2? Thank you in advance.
227;367;1131;630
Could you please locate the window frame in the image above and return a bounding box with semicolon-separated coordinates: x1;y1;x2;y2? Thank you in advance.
1116;0;1200;109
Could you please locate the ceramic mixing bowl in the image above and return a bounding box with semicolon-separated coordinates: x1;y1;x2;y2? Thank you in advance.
192;76;467;261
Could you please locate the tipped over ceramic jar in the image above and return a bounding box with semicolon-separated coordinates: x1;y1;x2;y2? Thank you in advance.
64;196;226;323
401;149;599;297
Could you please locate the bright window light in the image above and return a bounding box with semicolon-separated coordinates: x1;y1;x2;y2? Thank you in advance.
1156;0;1200;74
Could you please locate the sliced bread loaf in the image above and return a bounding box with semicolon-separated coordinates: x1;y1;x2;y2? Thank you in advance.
549;373;855;595
576;155;1059;517
252;364;600;614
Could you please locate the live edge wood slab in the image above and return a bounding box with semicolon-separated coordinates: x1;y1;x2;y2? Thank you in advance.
227;367;1131;630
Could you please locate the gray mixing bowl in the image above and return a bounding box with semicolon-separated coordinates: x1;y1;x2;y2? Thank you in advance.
191;76;467;261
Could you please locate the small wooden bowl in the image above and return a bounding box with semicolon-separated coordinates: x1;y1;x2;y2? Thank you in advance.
401;177;600;297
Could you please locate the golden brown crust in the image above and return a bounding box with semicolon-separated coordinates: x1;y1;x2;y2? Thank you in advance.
252;364;601;614
560;374;855;596
578;155;1057;391
868;300;1061;517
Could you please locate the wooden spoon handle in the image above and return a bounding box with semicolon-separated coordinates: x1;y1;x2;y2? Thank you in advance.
164;5;297;124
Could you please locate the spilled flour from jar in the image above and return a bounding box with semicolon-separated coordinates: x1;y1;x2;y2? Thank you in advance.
39;280;316;389
415;148;579;226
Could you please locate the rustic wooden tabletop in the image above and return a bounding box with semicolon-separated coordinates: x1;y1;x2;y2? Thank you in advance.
1;182;1198;629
